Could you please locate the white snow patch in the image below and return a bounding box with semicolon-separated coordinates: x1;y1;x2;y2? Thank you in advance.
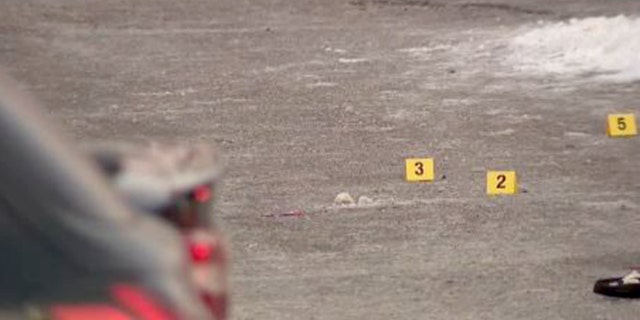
441;98;474;107
486;128;515;136
398;44;453;59
133;88;196;97
338;58;368;64
510;15;640;81
580;199;638;210
485;108;504;116
386;108;412;120
134;91;173;97
564;131;591;138
325;47;347;54
306;82;338;88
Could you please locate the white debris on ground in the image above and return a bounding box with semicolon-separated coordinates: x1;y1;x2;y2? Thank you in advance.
622;270;640;284
357;196;375;207
509;15;640;81
333;193;378;207
334;192;355;206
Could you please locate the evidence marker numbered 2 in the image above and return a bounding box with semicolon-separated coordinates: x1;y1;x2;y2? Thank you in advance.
486;171;517;195
607;113;637;137
405;158;434;182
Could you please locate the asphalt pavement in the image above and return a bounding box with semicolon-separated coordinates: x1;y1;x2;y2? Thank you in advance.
2;1;640;319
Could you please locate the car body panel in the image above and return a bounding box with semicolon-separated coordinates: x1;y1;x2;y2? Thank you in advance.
0;72;211;319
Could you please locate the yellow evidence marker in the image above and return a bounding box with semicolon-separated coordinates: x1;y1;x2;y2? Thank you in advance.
487;171;517;195
607;114;637;137
405;158;434;182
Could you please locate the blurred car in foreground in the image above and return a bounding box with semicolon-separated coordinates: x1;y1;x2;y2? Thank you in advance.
0;72;217;319
91;143;228;319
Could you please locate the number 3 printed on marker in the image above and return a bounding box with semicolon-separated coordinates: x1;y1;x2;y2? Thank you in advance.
405;158;434;182
414;162;424;176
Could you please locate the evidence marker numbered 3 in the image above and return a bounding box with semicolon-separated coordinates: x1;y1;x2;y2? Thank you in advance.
405;158;434;182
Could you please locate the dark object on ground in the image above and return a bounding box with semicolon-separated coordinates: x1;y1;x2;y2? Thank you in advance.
593;270;640;298
263;209;307;218
0;72;214;319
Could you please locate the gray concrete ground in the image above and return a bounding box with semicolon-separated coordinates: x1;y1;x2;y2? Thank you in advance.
2;1;640;319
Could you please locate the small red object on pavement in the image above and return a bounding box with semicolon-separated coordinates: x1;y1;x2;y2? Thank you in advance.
263;209;306;218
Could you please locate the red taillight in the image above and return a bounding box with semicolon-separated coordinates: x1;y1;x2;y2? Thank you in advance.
51;304;132;320
201;292;227;320
111;284;176;320
189;240;215;263
193;185;212;203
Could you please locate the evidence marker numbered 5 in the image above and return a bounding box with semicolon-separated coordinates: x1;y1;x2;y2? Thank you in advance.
405;158;434;182
607;113;637;137
487;171;517;195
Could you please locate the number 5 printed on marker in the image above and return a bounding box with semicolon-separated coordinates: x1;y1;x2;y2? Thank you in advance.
608;114;637;137
617;117;627;131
